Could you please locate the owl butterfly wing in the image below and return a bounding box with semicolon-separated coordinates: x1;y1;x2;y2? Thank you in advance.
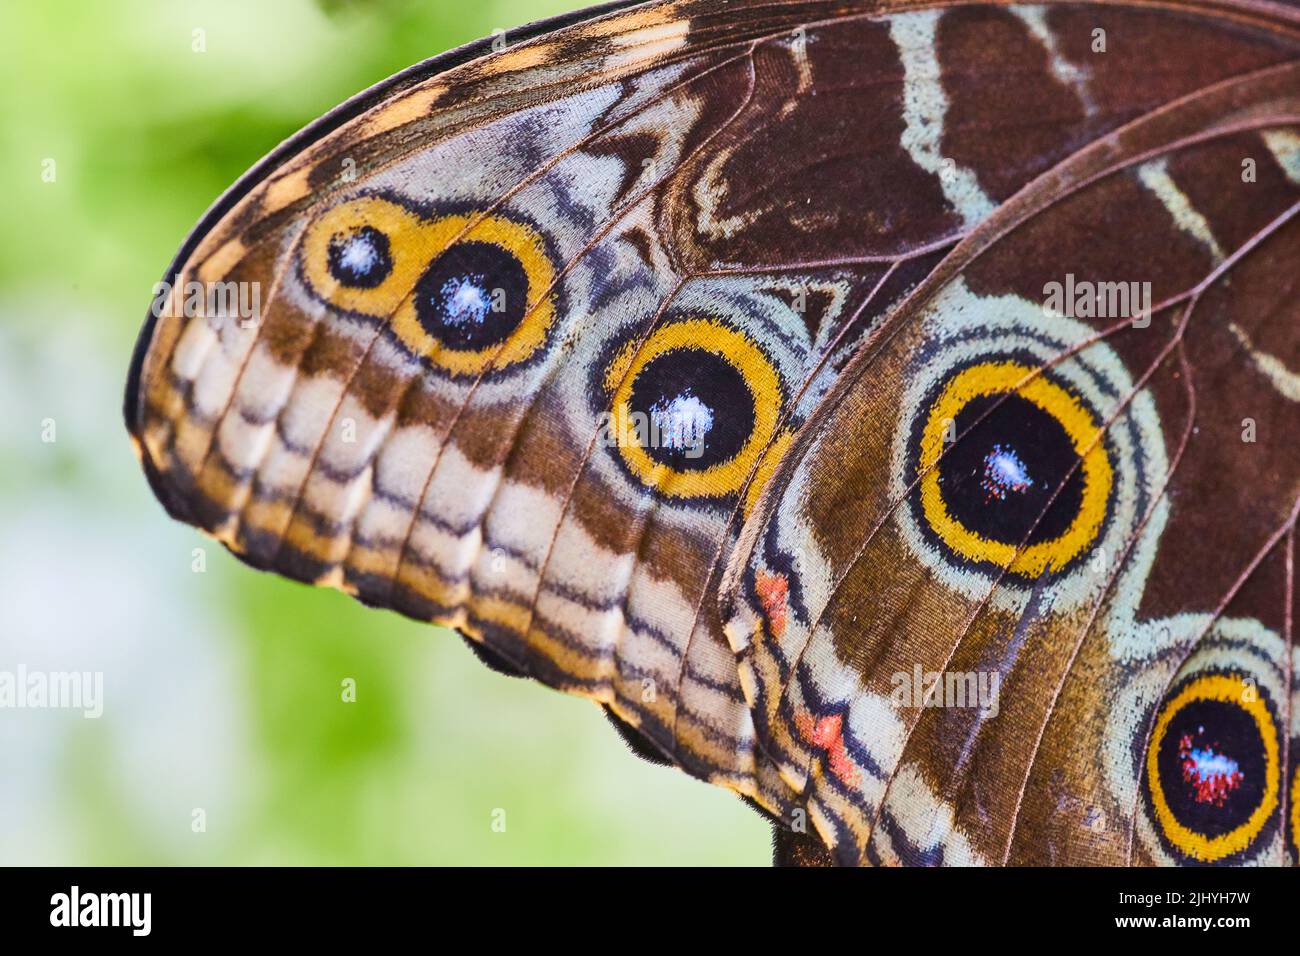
126;0;889;816
127;0;1299;848
723;13;1300;864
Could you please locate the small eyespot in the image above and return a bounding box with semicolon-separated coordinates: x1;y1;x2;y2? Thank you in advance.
299;195;427;316
915;360;1112;577
326;225;392;289
1145;672;1279;863
604;318;786;499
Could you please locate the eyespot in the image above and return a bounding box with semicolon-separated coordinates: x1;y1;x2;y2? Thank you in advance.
916;360;1113;577
327;225;392;289
390;214;556;377
300;195;430;316
299;195;558;377
604;318;784;499
1145;672;1279;863
888;287;1164;613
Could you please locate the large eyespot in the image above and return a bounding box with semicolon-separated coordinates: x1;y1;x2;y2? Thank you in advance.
390;214;556;377
299;195;558;377
1144;672;1280;863
410;242;527;351
604;318;784;499
916;360;1113;577
888;285;1165;614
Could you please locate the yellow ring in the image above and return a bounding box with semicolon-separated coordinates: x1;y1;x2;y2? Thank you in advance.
1146;673;1279;863
917;361;1112;575
608;318;781;499
300;195;557;376
1291;764;1300;858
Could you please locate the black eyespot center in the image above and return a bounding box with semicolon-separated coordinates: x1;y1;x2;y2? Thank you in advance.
936;392;1083;547
326;225;393;289
627;347;754;471
413;241;529;351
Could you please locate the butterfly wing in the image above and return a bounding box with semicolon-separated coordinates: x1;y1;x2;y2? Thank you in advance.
127;0;1300;862
722;24;1300;865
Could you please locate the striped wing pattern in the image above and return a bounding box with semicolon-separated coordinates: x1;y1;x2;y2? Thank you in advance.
128;0;1300;864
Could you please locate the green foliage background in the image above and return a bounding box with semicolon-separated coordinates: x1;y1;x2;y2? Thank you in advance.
0;0;767;865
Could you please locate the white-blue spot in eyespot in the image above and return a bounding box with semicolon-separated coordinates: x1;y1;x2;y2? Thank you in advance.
651;391;713;454
339;233;380;276
981;443;1033;501
438;275;491;327
1185;747;1240;784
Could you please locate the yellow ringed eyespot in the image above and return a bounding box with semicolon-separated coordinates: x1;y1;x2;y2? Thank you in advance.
606;318;783;500
917;360;1112;576
1145;673;1279;863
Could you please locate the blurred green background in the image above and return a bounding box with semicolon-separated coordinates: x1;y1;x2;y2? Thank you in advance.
0;0;766;865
